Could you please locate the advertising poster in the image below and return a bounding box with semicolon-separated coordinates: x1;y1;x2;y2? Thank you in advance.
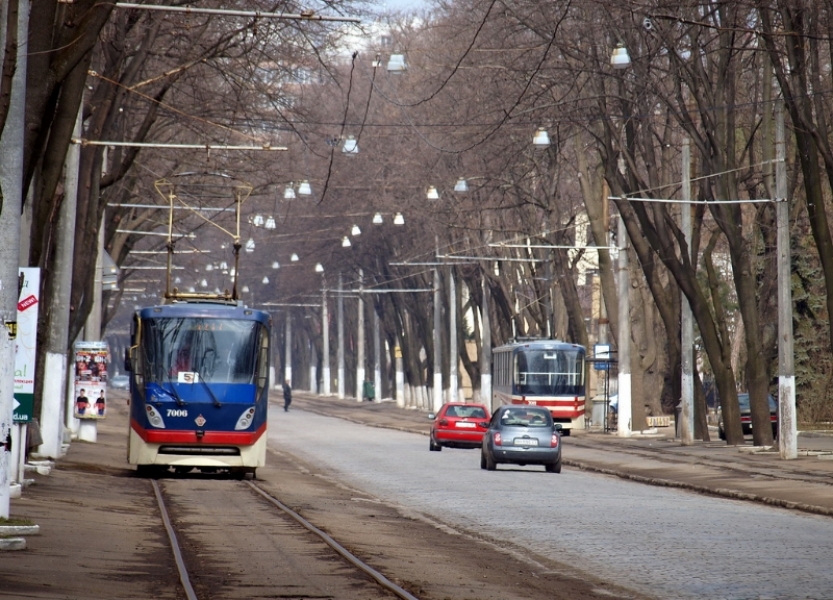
73;341;110;419
14;267;40;424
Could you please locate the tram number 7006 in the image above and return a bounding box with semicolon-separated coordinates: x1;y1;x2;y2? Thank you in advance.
167;409;189;418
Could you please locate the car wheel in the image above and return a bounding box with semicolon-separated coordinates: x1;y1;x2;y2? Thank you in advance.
429;436;442;451
545;460;562;474
480;450;487;470
485;450;497;471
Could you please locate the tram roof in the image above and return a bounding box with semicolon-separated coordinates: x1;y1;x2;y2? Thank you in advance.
137;300;271;324
493;339;585;352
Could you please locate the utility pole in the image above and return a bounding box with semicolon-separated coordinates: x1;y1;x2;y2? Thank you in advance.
680;139;695;444
337;273;344;399
356;269;365;401
449;268;458;402
776;101;797;460
617;215;632;437
481;269;492;411
284;313;292;386
433;266;442;411
39;100;81;458
374;306;381;402
0;0;27;518
322;282;330;395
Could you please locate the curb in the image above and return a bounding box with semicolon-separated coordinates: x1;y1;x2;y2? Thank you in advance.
563;459;833;518
0;537;27;551
0;525;40;536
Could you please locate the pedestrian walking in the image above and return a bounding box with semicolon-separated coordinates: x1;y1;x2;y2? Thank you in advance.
282;379;292;412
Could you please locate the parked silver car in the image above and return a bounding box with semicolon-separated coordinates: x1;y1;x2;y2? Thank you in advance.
109;374;129;390
480;405;563;473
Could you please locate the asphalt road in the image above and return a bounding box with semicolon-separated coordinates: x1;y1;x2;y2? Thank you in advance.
270;403;833;600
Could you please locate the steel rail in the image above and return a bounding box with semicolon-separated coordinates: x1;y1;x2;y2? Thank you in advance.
151;480;199;600
247;481;420;600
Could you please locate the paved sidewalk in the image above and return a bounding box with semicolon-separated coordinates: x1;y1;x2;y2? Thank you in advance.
294;392;833;517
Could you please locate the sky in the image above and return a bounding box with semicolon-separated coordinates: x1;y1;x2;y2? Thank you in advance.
374;0;431;12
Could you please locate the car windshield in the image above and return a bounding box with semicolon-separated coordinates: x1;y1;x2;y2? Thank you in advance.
500;409;551;427
737;394;777;412
446;406;487;418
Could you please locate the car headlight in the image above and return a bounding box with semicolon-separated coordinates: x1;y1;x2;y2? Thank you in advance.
235;407;256;430
145;405;165;429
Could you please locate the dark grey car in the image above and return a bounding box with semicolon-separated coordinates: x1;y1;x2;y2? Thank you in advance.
480;405;562;473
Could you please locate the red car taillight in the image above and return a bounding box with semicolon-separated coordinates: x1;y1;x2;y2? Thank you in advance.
551;434;560;448
494;432;502;446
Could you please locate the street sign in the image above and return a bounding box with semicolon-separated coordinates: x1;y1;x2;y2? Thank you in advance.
14;268;40;423
594;343;611;371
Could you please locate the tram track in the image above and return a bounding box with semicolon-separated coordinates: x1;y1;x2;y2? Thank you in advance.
150;474;419;600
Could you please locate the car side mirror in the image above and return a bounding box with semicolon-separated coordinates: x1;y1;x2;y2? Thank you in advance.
479;421;489;429
553;423;563;432
428;413;436;420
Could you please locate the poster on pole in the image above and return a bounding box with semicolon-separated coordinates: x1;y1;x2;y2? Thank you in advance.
14;268;40;424
73;341;109;419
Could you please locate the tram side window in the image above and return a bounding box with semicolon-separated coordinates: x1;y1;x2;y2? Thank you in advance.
256;326;269;395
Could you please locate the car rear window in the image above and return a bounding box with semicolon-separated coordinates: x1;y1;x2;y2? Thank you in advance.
501;409;551;427
447;406;487;418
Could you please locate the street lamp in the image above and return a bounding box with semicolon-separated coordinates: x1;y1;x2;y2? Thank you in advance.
284;184;296;200
342;135;359;154
297;180;312;196
454;177;468;193
351;224;362;236
533;127;550;148
426;185;439;200
387;53;407;73
610;43;632;69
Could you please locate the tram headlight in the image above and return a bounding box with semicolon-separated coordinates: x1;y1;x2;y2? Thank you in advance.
235;407;256;430
146;405;166;429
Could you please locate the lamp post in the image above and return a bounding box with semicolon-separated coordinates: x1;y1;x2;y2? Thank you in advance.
319;267;330;395
611;43;632;437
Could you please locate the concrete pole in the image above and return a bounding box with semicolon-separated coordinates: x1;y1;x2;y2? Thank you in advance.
322;283;330;395
433;267;442;412
617;215;632;437
284;313;292;385
85;221;105;340
395;345;404;408
481;269;492;411
308;339;317;394
449;269;459;402
776;101;797;460
356;269;365;401
337;273;345;399
680;139;695;444
0;0;28;518
374;306;381;401
40;101;82;459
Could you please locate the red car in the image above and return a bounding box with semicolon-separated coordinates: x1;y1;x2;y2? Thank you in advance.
428;402;491;451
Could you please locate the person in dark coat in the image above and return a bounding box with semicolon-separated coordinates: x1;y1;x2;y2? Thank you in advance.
282;380;292;412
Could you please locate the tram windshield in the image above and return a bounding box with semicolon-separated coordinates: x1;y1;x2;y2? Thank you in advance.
141;317;263;384
515;349;584;396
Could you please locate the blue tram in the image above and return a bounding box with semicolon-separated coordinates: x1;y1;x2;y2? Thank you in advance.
492;338;586;435
125;299;271;477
